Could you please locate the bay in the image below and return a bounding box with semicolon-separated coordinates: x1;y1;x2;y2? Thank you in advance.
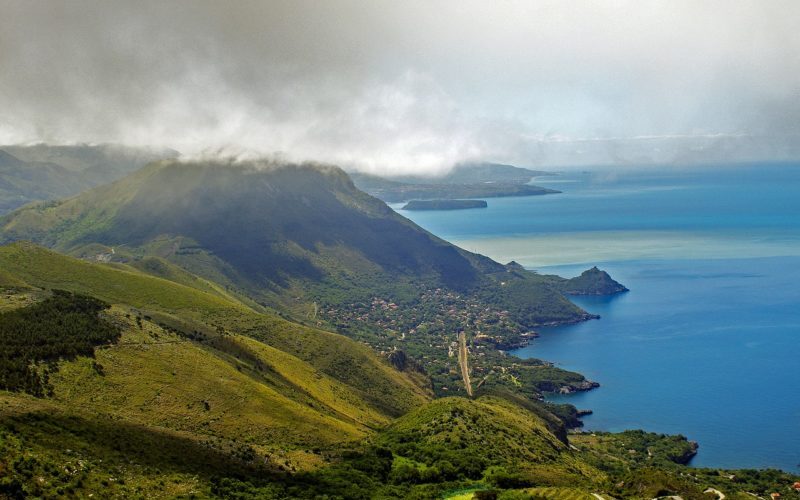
397;162;800;472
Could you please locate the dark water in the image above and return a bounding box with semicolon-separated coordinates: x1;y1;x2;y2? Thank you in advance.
397;163;800;472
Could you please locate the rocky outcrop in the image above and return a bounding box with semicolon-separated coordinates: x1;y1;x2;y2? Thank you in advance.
557;266;628;296
558;380;601;394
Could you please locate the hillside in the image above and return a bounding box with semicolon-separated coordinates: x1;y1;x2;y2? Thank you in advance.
0;150;86;213
0;243;431;416
1;143;178;178
0;159;591;324
0;160;614;402
0;229;796;499
555;267;629;295
376;396;600;484
0;144;177;214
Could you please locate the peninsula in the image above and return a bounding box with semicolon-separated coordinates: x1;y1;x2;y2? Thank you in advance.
402;199;487;210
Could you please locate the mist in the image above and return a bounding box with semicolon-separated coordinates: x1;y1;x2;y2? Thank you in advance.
1;0;799;174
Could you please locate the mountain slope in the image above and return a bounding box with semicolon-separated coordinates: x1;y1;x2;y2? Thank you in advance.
1;142;178;179
0;144;177;214
0;242;430;419
0;161;613;403
0;159;586;324
0;242;441;497
0;149;87;213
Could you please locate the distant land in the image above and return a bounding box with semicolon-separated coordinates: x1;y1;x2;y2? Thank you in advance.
555;266;630;295
350;162;559;203
401;199;487;210
391;162;552;185
0;144;178;214
351;174;558;203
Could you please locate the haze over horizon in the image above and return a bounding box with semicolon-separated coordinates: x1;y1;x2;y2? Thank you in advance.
1;0;799;174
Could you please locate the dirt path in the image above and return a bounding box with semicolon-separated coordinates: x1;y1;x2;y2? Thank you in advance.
457;331;473;397
704;488;725;500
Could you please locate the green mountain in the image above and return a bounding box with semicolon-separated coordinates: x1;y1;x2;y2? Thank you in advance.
0;159;608;400
0;144;178;214
0;159;587;323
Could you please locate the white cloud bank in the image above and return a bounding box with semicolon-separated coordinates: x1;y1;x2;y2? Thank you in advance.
1;0;799;173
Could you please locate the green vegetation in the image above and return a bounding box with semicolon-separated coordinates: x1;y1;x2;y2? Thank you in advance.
0;160;611;405
0;290;119;396
1;161;793;498
572;430;698;471
0;243;430;417
0;246;796;498
376;397;599;485
552;267;629;296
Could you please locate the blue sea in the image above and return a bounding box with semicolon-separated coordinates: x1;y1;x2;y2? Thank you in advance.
396;163;800;472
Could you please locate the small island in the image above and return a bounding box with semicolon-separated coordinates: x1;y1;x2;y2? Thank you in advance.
402;199;488;211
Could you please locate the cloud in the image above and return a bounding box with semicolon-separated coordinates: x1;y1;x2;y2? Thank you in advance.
1;0;799;173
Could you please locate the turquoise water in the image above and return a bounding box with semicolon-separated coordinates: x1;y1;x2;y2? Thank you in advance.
397;163;800;472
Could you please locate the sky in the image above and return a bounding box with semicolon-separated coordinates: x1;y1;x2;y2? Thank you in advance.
1;0;799;174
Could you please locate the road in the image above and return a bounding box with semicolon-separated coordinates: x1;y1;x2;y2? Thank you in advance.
457;331;473;397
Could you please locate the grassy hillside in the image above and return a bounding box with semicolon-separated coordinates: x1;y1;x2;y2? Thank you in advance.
50;311;373;446
0;242;435;497
377;396;602;486
0;242;430;416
